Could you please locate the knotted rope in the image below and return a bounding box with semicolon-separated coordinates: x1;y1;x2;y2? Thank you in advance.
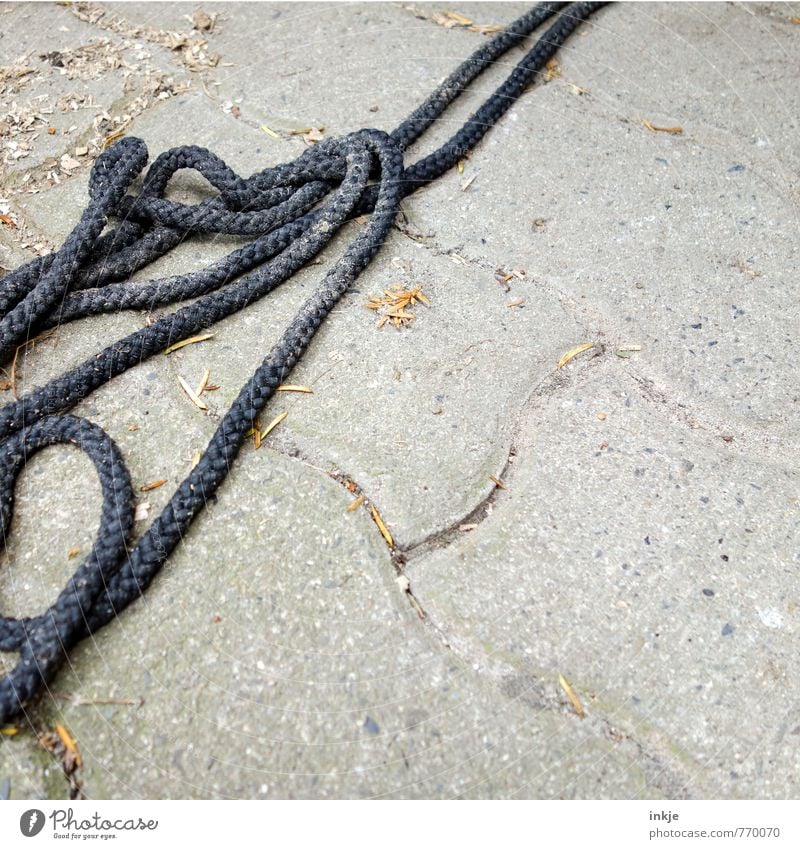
0;2;607;723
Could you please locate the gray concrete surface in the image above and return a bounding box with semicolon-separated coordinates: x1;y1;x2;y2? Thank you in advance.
0;1;798;799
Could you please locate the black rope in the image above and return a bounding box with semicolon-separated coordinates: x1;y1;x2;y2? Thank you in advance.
0;2;608;723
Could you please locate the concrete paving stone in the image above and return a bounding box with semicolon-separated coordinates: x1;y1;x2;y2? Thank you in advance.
406;360;799;799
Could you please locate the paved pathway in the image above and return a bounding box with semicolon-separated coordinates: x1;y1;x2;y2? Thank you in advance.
0;2;798;799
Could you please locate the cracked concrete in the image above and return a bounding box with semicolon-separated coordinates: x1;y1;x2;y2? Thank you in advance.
1;2;798;799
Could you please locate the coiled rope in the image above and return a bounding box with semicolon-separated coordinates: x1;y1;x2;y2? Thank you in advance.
0;2;607;723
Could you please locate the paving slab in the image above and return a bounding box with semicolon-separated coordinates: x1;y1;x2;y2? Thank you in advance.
1;2;798;800
406;359;800;799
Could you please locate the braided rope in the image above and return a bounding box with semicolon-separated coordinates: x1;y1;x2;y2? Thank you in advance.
0;2;607;723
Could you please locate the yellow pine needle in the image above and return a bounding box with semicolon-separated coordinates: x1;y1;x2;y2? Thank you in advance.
445;10;473;26
490;475;508;490
259;410;288;441
1;725;19;736
177;375;208;410
54;723;82;765
558;674;586;719
140;479;168;492
640;117;683;135
557;342;594;369
195;367;211;396
276;384;313;393
261;125;280;139
370;505;394;548
346;494;365;513
163;333;214;354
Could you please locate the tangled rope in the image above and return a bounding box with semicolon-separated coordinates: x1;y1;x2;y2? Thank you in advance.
0;2;607;723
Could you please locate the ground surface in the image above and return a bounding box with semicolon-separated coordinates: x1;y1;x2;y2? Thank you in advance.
0;1;798;800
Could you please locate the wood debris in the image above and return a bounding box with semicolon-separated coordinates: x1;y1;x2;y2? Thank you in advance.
261;125;280;139
460;173;477;191
370;505;394;548
163;332;214;354
506;298;525;308
494;269;513;291
190;9;216;32
67;547;80;559
557;342;594;369
558;673;586;719
38;725;84;799
366;285;430;329
68;3;220;72
259;410;287;441
402;5;501;35
177;375;208;410
640;118;683;135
